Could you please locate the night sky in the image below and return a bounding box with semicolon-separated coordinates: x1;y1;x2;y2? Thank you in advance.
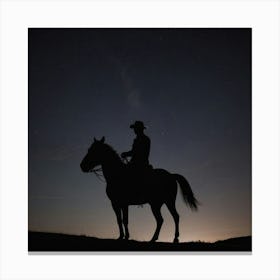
28;28;251;242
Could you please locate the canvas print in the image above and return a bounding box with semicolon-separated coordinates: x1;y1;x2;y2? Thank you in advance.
28;28;251;252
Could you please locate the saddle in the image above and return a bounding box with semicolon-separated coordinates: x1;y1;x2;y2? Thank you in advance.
125;163;153;180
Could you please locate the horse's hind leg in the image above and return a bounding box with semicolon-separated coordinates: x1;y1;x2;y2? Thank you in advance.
112;203;124;240
122;205;130;240
150;204;163;242
166;201;180;243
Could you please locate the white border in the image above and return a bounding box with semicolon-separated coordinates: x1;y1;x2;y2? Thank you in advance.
1;0;279;279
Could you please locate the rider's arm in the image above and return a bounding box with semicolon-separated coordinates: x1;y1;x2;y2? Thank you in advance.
121;139;136;158
122;150;132;158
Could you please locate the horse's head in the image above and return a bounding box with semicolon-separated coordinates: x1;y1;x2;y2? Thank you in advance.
80;136;106;172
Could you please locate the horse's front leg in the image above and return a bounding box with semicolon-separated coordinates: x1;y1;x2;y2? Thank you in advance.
122;205;130;240
150;203;163;242
112;203;124;240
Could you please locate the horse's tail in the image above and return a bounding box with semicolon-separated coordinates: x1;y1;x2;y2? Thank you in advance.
173;174;199;211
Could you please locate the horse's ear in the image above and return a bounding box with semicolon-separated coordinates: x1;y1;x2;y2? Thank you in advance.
101;136;105;143
94;137;97;142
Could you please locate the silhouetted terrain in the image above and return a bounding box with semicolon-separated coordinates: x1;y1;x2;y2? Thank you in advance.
28;231;251;252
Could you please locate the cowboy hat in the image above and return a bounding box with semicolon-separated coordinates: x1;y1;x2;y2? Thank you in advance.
130;120;146;130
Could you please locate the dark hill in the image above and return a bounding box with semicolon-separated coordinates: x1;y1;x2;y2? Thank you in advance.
28;231;251;252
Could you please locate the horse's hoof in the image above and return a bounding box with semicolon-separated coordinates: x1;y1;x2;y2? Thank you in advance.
173;238;179;243
117;236;124;240
149;238;157;243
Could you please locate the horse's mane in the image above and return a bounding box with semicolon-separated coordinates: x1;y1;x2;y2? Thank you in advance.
103;143;123;164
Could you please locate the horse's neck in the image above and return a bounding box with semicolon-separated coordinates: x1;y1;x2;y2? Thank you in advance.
101;151;123;183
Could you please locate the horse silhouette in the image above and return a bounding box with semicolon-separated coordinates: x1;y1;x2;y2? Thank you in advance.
80;137;199;243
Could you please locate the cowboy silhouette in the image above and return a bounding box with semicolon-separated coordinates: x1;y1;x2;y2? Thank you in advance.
121;121;151;170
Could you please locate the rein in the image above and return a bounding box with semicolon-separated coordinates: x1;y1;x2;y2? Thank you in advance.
90;167;106;183
89;157;128;183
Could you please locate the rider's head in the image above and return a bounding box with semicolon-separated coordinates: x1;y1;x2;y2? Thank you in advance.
130;121;146;136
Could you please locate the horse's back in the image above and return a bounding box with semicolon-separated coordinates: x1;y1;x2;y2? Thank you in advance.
106;167;177;206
